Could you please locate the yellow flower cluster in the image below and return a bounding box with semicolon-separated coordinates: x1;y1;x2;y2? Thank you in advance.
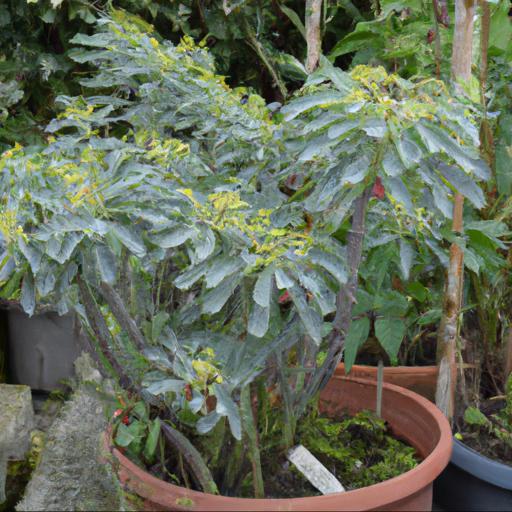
178;189;312;266
191;348;223;388
0;209;25;245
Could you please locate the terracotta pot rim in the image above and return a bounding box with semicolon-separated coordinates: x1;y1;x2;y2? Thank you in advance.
107;376;452;510
338;363;439;375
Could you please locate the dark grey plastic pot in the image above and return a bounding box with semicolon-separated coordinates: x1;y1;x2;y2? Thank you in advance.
433;437;512;511
7;308;81;391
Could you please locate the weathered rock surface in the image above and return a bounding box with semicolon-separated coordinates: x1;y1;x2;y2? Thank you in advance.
16;353;127;511
0;384;35;502
0;384;34;459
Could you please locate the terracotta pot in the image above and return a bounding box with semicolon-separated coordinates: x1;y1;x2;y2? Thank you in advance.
335;363;439;402
107;377;452;511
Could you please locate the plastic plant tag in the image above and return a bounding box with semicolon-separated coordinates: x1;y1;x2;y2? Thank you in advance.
287;444;345;494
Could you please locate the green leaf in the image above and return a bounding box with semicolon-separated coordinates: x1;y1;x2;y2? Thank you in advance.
384;177;413;212
46;232;83;264
309;249;347;284
363;118;387;138
253;266;274;308
146;379;185;396
281;91;345;121
287;285;323;344
329;22;382;58
399;240;415;280
18;238;43;274
205;257;243;289
248;303;270;338
174;262;208;290
342;155;371;184
405;282;428;302
152;225;195;249
464;406;489;426
416;123;490;180
151;311;170;342
375;317;406;363
296;270;336;315
382;147;404;177
274;268;294;289
143;418;161;461
115;423;135;448
21;271;36;316
437;164;485;209
214;384;241;440
111;225;146;257
344;317;370;373
327;120;358;140
202;275;240;314
95;244;117;284
278;4;306;40
192;227;215;261
197;411;222;435
394;134;422;168
417;308;441;326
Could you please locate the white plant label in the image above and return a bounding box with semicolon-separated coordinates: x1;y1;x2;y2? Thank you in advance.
287;444;345;495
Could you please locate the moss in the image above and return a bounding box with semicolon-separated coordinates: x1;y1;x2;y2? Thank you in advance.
297;409;419;490
0;436;41;512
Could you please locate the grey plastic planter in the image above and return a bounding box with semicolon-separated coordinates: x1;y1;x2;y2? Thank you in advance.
7;308;81;391
433;437;512;511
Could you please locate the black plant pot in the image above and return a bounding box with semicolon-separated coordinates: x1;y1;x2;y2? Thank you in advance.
7;307;81;391
434;438;512;511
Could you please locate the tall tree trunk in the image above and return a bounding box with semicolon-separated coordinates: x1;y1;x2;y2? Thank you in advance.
451;0;476;82
305;0;322;73
435;0;475;422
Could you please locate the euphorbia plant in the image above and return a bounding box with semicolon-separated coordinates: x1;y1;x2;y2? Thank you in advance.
0;13;489;497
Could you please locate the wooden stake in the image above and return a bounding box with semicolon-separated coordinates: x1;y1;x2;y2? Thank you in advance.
376;360;384;418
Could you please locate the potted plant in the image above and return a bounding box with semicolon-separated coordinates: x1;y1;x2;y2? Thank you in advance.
0;12;490;510
334;244;443;401
434;373;512;511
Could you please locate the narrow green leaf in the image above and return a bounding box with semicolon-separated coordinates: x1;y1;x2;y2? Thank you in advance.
21;271;36;317
253;266;273;307
214;384;241;441
278;4;306;39
288;285;323;344
143;418;161;461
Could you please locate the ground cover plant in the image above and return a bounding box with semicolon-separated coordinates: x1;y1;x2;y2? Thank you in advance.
0;9;492;497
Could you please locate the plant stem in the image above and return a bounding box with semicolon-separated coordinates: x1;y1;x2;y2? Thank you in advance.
240;386;265;498
504;327;512;382
304;185;373;400
77;276;130;387
305;0;322;73
243;18;287;100
276;351;296;449
99;281;147;352
160;422;219;495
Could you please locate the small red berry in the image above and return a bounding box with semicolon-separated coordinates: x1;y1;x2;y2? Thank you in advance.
278;290;291;304
372;177;385;200
122;415;130;425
